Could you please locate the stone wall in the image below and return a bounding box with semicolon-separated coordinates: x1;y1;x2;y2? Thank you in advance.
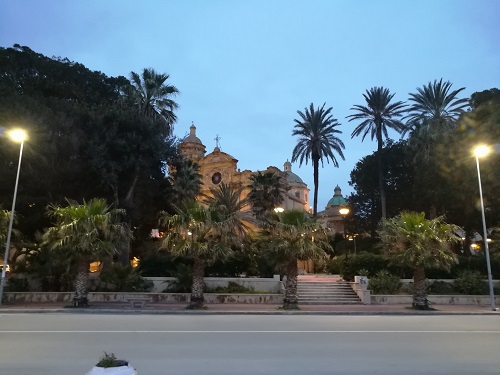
371;295;498;305
4;292;283;304
146;275;282;293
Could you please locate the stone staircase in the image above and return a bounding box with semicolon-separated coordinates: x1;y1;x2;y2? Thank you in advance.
297;275;362;305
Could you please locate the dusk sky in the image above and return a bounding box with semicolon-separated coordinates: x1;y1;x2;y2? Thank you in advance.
1;0;499;209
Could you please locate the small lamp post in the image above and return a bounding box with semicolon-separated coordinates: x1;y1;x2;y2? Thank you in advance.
473;145;496;311
0;129;27;305
339;206;350;259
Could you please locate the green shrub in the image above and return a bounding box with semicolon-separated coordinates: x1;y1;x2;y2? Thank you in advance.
453;270;489;295
6;277;30;292
326;257;344;275
340;252;388;281
369;270;402;294
98;264;153;292
138;253;191;277
205;281;260;294
164;263;193;293
427;280;455;295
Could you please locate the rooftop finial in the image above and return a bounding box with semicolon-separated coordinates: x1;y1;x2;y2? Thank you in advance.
214;134;221;149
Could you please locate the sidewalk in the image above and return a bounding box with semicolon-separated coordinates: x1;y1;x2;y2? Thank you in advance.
1;301;498;315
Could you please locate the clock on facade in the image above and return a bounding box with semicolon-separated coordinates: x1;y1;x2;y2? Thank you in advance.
211;172;222;185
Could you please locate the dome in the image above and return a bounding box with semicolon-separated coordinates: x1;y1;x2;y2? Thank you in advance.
183;124;203;144
326;185;347;206
285;171;304;184
327;196;347;206
283;161;304;184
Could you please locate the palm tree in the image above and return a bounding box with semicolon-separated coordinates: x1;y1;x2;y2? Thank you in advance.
168;158;202;204
261;209;331;309
405;79;468;218
43;198;129;306
292;103;345;216
248;171;289;222
129;67;179;134
160;183;251;309
378;211;459;309
347;87;407;219
203;182;254;237
0;207;10;250
405;78;469;134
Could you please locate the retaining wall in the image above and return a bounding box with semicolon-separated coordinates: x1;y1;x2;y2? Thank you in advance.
3;292;283;304
371;294;499;305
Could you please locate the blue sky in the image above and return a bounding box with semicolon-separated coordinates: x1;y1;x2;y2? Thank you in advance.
1;0;499;209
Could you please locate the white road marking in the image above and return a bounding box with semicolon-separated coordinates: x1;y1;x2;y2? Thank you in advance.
0;330;499;333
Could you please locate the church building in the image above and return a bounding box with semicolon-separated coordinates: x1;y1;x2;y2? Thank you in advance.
178;124;311;212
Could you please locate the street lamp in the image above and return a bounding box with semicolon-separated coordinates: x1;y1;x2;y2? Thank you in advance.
473;145;496;311
339;206;349;237
274;207;284;213
0;129;27;306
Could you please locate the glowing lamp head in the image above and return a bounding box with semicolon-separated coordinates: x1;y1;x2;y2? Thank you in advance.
339;207;350;216
274;207;284;213
474;145;490;158
8;129;27;143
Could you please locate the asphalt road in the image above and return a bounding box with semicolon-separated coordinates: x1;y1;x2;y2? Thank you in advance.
0;313;499;375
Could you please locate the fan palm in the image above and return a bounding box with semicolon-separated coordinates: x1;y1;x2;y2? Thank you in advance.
292;103;345;216
129;67;179;134
43;198;129;306
378;211;459;309
347;87;407;219
248;171;289;222
161;183;251;309
260;209;331;309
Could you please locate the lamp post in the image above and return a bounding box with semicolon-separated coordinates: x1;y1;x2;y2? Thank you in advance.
339;206;350;259
0;129;27;306
473;145;496;311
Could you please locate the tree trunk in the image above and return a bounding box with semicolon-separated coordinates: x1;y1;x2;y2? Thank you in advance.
313;158;319;217
376;129;387;220
189;257;205;309
74;258;89;307
412;266;429;309
283;259;299;310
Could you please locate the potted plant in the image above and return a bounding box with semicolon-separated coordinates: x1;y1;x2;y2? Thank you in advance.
86;352;137;375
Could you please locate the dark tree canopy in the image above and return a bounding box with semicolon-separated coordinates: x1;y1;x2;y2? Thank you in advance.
0;45;179;252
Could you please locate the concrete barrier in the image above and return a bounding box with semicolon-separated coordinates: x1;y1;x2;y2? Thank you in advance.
3;292;283;304
144;275;282;293
371;294;499;305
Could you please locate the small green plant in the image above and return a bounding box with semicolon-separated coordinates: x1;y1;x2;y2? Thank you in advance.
205;281;263;293
454;270;488;295
98;264;153;292
357;268;370;277
368;270;402;294
427;280;455;295
96;352;128;368
164;263;193;293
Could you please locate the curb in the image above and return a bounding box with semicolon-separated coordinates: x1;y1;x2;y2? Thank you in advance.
1;308;499;316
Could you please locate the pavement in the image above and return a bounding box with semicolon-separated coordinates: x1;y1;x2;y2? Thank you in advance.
1;301;499;315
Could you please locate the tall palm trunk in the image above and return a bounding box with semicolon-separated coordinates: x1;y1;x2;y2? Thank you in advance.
189;257;205;309
74;257;89;307
376;128;387;220
313;157;319;216
413;266;428;309
283;259;299;310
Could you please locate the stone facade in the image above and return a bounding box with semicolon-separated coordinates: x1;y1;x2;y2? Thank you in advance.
178;124;310;212
317;185;349;235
